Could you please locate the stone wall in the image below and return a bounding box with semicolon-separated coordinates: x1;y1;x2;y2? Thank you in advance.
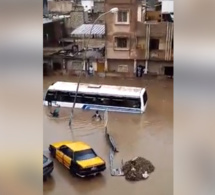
69;5;86;30
48;2;86;33
48;1;73;13
107;59;134;74
94;0;104;13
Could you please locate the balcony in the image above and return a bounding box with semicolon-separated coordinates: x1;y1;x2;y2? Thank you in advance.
150;23;167;38
136;48;146;60
149;50;165;60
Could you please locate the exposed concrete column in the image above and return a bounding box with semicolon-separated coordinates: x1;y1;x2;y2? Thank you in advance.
144;60;148;74
105;59;108;71
62;58;67;75
50;58;53;70
83;60;86;71
133;59;137;73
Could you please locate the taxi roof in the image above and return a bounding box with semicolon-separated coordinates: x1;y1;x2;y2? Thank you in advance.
65;141;91;152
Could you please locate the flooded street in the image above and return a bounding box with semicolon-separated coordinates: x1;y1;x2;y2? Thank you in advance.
43;75;173;195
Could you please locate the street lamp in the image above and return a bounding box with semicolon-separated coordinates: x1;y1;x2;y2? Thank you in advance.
68;7;119;128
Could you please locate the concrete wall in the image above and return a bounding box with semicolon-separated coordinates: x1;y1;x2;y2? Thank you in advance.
135;22;173;61
48;1;73;13
148;61;173;75
64;5;86;33
88;0;104;23
48;2;86;32
137;5;142;22
70;10;85;30
44;21;64;46
66;60;83;71
74;38;105;49
107;59;134;73
94;0;104;13
145;10;161;22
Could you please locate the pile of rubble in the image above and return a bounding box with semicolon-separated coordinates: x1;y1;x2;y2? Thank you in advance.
122;157;155;181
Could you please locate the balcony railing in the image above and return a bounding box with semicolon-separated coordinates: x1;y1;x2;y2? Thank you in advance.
149;50;165;60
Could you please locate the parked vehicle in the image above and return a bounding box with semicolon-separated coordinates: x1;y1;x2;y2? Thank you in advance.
43;154;54;181
49;141;106;177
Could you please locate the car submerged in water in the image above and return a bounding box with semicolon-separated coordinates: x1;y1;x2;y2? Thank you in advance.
43;154;54;181
49;141;106;177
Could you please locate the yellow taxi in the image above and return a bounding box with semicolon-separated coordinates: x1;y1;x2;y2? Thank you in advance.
49;141;106;177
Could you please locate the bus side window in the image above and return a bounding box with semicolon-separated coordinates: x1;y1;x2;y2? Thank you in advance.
97;96;111;106
143;91;148;105
69;93;83;104
82;95;97;104
69;93;75;102
123;98;141;108
76;93;84;103
57;91;70;102
111;98;124;107
45;90;57;101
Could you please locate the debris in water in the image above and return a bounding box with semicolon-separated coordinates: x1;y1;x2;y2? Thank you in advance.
122;157;155;181
142;171;149;179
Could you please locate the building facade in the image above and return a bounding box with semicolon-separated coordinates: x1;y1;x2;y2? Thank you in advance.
104;0;173;76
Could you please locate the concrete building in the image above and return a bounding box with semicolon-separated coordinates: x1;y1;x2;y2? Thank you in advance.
104;0;174;76
43;0;88;75
87;0;105;23
48;1;88;34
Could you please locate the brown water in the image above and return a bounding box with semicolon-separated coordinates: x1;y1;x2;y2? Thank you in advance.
43;75;173;195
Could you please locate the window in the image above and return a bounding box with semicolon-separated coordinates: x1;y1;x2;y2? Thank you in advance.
47;91;142;109
59;145;74;158
96;96;111;106
110;97;141;108
74;149;97;161
69;93;83;103
82;95;97;104
116;38;128;48
80;95;141;108
45;90;57;101
149;39;159;50
143;91;148;105
124;98;141;108
56;91;70;102
117;10;128;23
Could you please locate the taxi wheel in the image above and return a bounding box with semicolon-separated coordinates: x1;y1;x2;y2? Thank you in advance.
69;168;76;177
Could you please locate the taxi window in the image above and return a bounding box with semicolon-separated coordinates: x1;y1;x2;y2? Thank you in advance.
59;146;74;158
74;149;96;161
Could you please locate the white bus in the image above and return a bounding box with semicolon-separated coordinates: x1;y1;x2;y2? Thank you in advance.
44;82;148;114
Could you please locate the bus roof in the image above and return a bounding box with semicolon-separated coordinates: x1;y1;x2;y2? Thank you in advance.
48;81;145;98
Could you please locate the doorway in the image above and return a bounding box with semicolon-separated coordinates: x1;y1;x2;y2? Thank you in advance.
164;67;173;77
97;62;105;72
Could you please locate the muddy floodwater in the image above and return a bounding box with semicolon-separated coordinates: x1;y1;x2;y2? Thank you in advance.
43;75;173;195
